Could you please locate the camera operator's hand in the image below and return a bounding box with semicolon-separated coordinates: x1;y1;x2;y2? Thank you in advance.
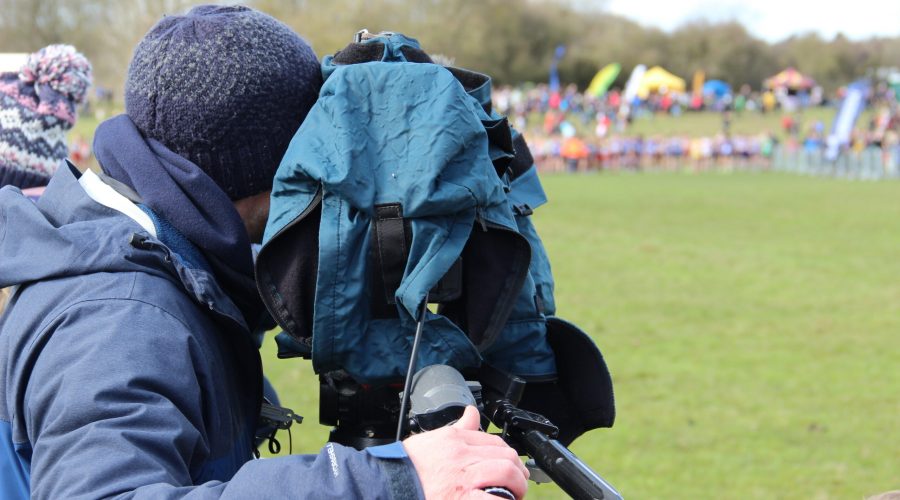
403;405;529;499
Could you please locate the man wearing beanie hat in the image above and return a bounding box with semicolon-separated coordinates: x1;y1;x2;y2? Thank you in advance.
0;5;527;500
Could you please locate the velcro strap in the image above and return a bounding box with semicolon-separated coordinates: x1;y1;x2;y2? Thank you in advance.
484;117;515;176
429;257;462;303
372;204;463;313
333;42;386;65
445;66;492;109
332;43;435;66
509;134;535;181
373;203;408;305
399;46;434;63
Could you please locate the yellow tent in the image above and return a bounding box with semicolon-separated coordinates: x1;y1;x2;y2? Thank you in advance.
637;66;686;99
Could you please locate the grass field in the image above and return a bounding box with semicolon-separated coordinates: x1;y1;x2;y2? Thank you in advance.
625;106;839;138
528;106;848;140
261;172;900;499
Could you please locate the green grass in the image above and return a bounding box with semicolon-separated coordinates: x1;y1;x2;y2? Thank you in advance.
527;107;850;140
626;107;840;138
261;172;900;499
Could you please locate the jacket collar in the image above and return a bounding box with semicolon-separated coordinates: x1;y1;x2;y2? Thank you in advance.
1;163;249;333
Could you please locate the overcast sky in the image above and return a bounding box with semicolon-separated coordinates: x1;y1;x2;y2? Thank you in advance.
603;0;900;42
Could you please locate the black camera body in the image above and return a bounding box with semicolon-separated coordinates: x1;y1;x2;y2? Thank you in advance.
317;363;623;500
318;371;401;449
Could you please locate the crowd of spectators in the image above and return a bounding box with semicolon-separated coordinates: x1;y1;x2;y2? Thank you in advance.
528;133;778;173
492;82;815;130
493;81;900;174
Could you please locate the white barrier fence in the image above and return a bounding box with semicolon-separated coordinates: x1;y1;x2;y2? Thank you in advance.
772;145;900;180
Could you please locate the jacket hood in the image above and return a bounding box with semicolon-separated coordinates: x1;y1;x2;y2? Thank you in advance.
0;163;246;329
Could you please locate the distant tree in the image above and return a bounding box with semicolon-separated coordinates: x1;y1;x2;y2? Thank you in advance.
1;0;896;97
0;0;200;94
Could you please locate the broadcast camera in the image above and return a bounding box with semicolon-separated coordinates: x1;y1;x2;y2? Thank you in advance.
255;28;622;499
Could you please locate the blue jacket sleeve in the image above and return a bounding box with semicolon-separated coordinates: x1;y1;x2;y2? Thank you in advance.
23;299;423;500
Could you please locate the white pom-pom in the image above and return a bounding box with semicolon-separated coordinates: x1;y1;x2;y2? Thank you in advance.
19;44;92;104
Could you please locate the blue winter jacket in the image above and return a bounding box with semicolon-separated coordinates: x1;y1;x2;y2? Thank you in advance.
0;164;422;499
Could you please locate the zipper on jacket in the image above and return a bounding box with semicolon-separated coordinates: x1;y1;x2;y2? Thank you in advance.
128;233;154;250
128;232;244;327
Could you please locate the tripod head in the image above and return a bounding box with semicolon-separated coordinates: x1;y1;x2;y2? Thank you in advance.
316;362;622;500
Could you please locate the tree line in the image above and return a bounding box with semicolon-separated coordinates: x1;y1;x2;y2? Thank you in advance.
2;0;898;97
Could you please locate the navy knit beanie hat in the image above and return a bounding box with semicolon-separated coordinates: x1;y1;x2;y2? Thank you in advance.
125;5;322;200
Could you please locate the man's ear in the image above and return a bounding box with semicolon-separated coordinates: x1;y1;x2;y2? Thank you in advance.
233;190;271;244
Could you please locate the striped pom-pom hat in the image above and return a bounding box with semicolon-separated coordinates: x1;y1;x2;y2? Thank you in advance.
0;44;92;189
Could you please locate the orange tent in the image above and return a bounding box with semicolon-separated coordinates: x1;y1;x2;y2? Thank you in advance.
764;67;815;90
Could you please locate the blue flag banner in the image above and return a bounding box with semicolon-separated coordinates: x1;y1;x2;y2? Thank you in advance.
549;44;566;92
826;80;869;161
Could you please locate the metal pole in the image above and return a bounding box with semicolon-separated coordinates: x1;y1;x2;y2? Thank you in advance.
396;293;430;441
